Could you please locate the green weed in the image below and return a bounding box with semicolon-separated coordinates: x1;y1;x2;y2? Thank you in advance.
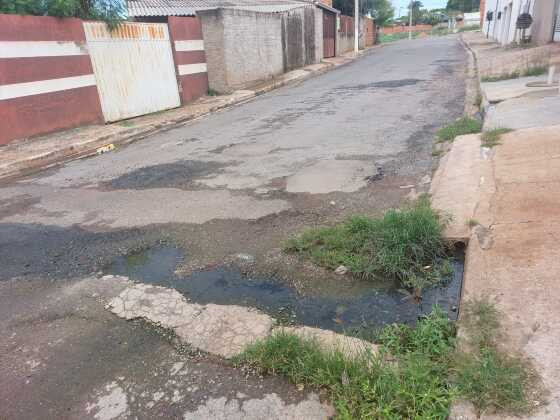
436;117;482;142
236;303;540;419
207;88;219;96
481;66;548;82
458;25;480;33
481;128;512;148
236;308;457;419
285;196;452;292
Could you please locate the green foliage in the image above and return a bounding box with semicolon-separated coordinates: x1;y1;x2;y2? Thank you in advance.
0;0;124;28
481;128;512;148
379;31;420;43
458;24;480;32
236;302;539;419
446;0;480;12
285;196;451;291
333;0;394;23
455;348;532;415
236;308;457;419
454;298;536;414
436;117;482;142
481;66;547;82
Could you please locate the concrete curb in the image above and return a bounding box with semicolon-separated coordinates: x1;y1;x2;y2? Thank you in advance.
0;47;379;183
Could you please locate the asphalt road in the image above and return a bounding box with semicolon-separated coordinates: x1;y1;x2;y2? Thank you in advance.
0;36;466;419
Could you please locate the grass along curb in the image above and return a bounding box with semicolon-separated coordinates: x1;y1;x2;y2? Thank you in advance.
235;301;542;419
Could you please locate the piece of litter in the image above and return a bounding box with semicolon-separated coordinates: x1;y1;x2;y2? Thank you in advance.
96;144;115;154
335;265;348;275
399;185;415;189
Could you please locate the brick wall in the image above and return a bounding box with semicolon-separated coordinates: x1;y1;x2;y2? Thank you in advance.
363;17;375;47
0;14;103;145
380;24;432;34
168;16;209;103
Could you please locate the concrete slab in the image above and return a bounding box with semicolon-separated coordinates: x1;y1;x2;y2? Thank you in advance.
276;326;379;359
484;96;560;131
435;125;560;418
481;75;559;104
429;134;485;240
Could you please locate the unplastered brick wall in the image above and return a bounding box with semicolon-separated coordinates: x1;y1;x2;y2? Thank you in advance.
0;13;103;145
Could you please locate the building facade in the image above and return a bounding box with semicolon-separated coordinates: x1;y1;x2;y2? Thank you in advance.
482;0;560;46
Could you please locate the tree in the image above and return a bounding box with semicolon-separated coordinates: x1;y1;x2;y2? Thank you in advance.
446;0;480;13
332;0;394;25
369;0;394;27
0;0;124;27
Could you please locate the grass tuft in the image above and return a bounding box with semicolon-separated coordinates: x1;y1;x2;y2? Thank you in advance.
236;302;540;419
481;128;512;148
236;308;457;419
481;66;548;83
436;117;482;142
285;196;452;292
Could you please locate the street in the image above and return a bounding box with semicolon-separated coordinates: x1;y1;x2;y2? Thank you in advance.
0;36;466;419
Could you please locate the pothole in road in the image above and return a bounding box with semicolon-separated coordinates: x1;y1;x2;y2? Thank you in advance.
105;245;464;335
336;79;424;92
101;160;229;190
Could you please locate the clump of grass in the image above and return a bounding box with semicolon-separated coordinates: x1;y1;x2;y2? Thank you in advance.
235;302;541;419
458;25;480;33
432;149;443;157
454;298;538;415
207;88;219;96
481;66;548;82
236;308;457;419
285;196;452;291
436;117;482;142
481;128;512;147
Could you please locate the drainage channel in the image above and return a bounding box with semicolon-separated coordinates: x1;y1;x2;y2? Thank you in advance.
105;245;464;334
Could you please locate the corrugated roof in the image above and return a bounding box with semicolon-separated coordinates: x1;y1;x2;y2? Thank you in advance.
127;0;315;16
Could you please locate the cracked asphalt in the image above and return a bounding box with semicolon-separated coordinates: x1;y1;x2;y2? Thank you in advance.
0;36;466;419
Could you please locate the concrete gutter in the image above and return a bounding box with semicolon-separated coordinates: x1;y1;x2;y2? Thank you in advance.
0;47;379;183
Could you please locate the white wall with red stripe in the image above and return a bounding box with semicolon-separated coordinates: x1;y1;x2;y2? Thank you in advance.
0;13;209;146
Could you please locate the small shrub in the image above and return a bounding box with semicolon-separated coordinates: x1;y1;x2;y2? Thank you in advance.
481;128;512;148
207;88;219;96
436;117;482;142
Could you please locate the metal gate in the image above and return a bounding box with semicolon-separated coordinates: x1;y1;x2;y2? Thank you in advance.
323;11;336;58
84;22;180;122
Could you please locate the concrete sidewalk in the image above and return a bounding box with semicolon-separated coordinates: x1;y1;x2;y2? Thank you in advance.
0;50;365;182
432;126;560;419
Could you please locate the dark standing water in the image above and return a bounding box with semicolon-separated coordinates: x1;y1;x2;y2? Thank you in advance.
106;246;464;334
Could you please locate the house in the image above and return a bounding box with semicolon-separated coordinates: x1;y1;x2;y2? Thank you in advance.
482;0;560;45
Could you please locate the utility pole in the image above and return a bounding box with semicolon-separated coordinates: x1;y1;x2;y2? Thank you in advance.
408;1;413;40
354;0;359;52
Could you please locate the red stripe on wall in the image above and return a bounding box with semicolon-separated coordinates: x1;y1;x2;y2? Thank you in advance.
168;16;203;40
179;73;208;103
0;86;103;145
0;56;94;85
0;14;86;42
175;51;206;66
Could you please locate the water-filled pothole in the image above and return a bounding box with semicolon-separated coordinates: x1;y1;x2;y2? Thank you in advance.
106;245;464;334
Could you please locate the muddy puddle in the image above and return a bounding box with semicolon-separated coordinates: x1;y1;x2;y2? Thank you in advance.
106;245;464;334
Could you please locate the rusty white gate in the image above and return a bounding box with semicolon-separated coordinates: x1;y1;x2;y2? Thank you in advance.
84;22;180;122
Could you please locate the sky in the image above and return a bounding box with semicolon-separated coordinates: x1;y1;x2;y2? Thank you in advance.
391;0;448;16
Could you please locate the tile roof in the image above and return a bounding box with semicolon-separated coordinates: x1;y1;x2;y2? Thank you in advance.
127;0;315;16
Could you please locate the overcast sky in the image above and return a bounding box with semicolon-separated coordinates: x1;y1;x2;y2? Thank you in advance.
390;0;448;16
